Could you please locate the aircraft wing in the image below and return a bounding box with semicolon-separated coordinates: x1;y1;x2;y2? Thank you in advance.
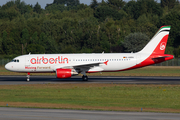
59;61;108;72
73;61;108;68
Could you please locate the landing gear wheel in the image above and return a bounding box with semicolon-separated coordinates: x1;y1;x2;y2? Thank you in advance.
82;75;88;81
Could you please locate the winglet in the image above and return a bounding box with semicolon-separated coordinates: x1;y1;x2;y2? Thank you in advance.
104;61;108;65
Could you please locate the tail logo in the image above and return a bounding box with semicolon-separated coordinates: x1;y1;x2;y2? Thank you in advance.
160;42;166;50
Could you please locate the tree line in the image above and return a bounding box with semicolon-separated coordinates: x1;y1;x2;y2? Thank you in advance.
0;0;180;59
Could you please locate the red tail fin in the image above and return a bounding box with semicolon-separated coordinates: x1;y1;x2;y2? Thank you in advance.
152;34;169;54
139;26;171;55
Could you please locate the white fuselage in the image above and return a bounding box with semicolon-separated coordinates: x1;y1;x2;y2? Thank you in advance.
5;53;146;73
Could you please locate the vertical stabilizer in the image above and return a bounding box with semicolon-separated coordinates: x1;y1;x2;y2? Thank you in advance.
138;26;171;55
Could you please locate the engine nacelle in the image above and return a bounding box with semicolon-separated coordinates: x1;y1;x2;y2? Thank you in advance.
56;68;78;79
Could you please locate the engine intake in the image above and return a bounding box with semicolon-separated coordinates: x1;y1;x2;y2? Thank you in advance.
56;68;78;79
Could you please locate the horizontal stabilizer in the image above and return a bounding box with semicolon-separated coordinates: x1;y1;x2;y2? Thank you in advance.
151;54;174;63
151;55;173;60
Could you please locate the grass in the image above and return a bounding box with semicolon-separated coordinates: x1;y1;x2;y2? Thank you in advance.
1;66;180;76
0;83;180;113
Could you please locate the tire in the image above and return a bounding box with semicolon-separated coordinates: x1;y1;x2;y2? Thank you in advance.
82;75;88;81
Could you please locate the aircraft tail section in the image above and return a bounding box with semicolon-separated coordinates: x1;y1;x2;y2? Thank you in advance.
138;26;171;55
132;26;174;68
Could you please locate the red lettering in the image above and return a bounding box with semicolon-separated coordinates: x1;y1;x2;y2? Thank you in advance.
58;56;61;64
39;58;42;64
25;67;36;69
61;56;63;64
64;58;68;63
42;57;48;64
30;56;69;64
55;57;58;64
37;57;39;64
30;58;36;64
49;58;54;64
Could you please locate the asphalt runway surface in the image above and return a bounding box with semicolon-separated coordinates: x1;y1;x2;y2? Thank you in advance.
1;76;180;120
0;107;180;120
0;75;180;85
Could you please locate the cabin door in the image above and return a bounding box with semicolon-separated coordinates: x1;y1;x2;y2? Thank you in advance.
25;56;30;66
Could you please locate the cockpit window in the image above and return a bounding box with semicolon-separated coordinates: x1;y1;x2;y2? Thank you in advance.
11;59;19;62
11;59;15;62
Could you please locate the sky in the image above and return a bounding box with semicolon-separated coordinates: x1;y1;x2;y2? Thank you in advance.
0;0;161;9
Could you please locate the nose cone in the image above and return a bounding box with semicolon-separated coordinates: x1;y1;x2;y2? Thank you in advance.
5;63;11;71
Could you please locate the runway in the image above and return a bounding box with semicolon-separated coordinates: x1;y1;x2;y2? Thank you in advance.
0;107;180;120
0;75;180;85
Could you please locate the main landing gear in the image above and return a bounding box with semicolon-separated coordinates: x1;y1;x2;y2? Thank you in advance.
82;75;88;81
27;72;30;82
81;71;88;81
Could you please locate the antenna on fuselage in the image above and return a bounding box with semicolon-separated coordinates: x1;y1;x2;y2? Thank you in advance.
102;51;104;54
29;52;31;55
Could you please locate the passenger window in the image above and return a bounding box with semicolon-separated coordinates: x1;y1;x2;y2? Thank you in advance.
17;60;19;62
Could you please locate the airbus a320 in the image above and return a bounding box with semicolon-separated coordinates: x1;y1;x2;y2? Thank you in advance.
5;26;174;81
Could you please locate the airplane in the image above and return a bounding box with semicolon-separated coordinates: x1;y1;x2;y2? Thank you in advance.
5;26;174;81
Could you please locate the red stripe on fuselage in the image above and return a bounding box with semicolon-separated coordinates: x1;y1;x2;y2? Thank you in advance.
121;54;174;71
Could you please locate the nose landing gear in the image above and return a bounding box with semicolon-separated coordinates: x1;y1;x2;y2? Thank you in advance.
27;72;30;82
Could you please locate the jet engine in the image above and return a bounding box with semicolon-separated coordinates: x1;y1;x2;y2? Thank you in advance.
56;68;78;79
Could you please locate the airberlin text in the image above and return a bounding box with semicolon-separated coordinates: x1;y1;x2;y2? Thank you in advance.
30;56;69;64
